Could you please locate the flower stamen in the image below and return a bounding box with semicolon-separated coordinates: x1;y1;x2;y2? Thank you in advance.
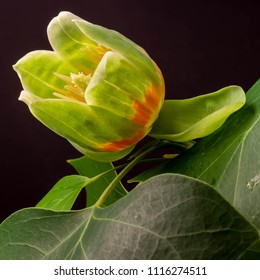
70;72;91;93
81;44;109;66
53;72;91;103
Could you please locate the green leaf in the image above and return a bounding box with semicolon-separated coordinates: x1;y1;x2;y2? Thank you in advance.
68;156;127;207
0;174;258;259
150;85;246;142
36;175;89;210
36;156;127;210
160;79;260;230
239;240;260;259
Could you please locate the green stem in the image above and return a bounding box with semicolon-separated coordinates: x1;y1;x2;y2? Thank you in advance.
95;143;160;207
161;140;195;151
128;139;161;160
82;162;129;205
82;155;171;205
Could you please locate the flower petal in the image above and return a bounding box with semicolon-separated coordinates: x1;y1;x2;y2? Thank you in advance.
13;50;78;99
85;51;154;120
69;140;135;162
47;11;106;74
85;51;164;129
20;91;148;151
73;15;163;88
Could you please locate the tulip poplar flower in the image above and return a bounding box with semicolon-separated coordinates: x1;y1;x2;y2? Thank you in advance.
14;12;165;161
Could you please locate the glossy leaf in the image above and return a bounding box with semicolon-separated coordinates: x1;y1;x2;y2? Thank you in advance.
36;156;127;210
0;174;258;259
167;80;260;228
68;156;127;207
150;86;245;142
36;175;89;210
156;79;260;230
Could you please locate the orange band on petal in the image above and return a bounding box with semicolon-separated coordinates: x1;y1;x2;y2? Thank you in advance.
131;84;162;127
100;129;147;152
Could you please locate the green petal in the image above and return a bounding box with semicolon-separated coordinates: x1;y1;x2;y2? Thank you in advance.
73;15;163;88
86;51;151;118
13;50;78;99
47;11;99;73
19;91;144;150
150;86;246;142
69;141;135;162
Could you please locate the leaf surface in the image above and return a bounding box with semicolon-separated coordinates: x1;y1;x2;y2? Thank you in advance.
36;156;127;210
0;174;258;260
36;175;89;210
68;156;127;207
161;79;260;229
239;240;260;259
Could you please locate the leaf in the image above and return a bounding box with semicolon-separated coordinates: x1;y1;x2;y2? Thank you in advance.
150;85;245;142
239;240;260;259
36;156;127;210
36;175;89;210
0;174;258;260
128;159;170;183
68;156;127;207
159;79;260;230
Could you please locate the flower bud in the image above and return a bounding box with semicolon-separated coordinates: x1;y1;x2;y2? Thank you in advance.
14;11;165;161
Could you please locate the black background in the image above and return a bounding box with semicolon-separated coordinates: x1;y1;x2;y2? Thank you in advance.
0;0;259;221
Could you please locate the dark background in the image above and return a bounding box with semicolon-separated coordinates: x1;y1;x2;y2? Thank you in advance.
0;0;259;221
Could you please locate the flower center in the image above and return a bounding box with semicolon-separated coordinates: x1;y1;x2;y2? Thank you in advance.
53;72;92;103
70;72;91;93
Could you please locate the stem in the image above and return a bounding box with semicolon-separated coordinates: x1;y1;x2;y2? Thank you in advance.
95;143;160;207
82;155;170;204
128;139;161;160
161;140;195;151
